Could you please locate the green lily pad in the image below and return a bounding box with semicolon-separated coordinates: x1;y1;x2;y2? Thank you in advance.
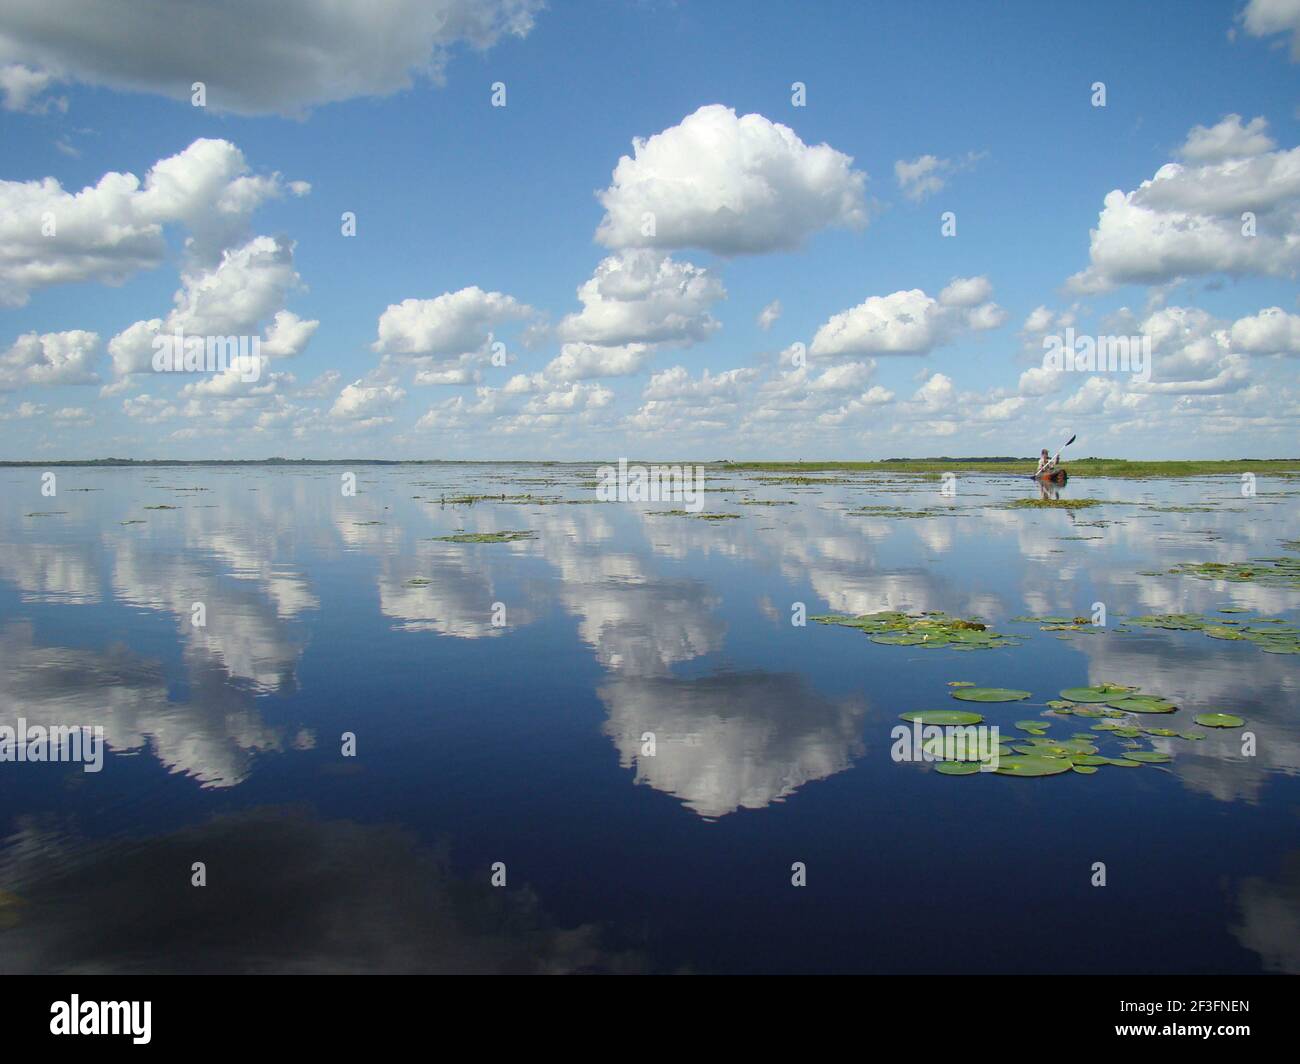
952;687;1031;703
1072;765;1099;775
1060;684;1135;703
871;632;930;645
898;710;984;726
935;761;982;776
1192;713;1245;728
1123;751;1172;763
1106;696;1177;714
994;755;1074;777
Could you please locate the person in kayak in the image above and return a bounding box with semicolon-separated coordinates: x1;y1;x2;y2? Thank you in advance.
1035;448;1055;477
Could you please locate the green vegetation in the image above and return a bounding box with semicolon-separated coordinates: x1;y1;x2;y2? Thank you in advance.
1130;613;1300;654
1005;497;1103;509
653;510;741;520
1166;555;1300;590
951;687;1031;702
431;530;537;543
906;679;1249;782
812;611;1019;650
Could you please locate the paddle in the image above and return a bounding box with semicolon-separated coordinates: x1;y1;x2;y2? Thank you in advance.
1051;434;1076;467
1026;434;1076;479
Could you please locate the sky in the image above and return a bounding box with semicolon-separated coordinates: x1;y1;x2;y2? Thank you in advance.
0;0;1298;460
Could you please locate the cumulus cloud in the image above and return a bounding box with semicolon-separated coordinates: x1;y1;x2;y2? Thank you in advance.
330;380;405;424
543;342;653;382
0;0;543;115
106;235;316;386
0;329;100;389
521;381;613;415
643;365;758;400
595;105;868;255
808;278;1004;358
1229;306;1300;353
911;372;955;411
1239;0;1300;61
1067;124;1300;292
557;250;724;347
0;138;298;307
1179;114;1277;162
373;286;534;360
1018;365;1066;397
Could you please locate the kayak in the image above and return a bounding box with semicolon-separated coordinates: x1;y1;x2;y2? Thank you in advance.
1034;468;1068;485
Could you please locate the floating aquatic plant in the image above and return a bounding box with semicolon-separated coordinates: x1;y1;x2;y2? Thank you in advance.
951;687;1031;702
812;611;1020;650
898;710;984;726
431;530;536;543
1192;712;1245;728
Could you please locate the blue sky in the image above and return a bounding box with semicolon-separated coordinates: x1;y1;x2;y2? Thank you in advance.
1;0;1298;459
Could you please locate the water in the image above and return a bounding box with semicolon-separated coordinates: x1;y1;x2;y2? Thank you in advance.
1;463;1297;974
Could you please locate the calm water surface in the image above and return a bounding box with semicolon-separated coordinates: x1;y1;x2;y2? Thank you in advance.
1;464;1297;973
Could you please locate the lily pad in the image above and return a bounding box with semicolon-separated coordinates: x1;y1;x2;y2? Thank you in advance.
935;761;982;776
994;755;1074;777
1060;684;1135;703
1192;712;1245;728
1124;751;1172;763
898;709;984;726
952;687;1031;703
1106;696;1177;714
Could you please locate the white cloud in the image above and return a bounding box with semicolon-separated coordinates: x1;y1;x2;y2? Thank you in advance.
595;104;868;255
1240;0;1300;61
808;279;1004;358
1068;129;1300;292
260;310;318;359
0;62;63;112
0;138;298;307
1179;114;1276;162
330;380;405;422
373;286;534;357
106;235;315;388
1018;365;1066;397
911;372;955;411
757;299;782;331
544;342;653;382
168;235;304;336
0;0;543;115
1230;306;1300;353
894;151;983;202
0;329;100;389
521;382;613;415
557;250;723;346
643;365;758;400
1056;376;1148;415
938;275;994;308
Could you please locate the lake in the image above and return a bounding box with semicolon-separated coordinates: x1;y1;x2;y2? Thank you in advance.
1;463;1297;974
